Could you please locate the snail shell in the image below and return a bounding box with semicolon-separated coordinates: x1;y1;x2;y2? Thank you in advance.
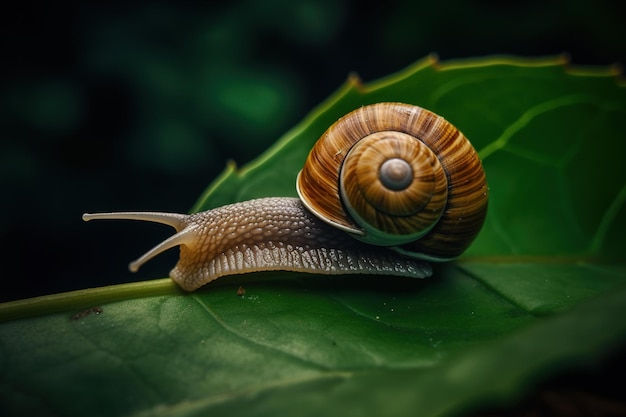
83;103;487;291
297;102;487;260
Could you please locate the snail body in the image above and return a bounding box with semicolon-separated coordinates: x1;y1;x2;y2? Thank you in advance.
83;103;488;291
84;198;432;291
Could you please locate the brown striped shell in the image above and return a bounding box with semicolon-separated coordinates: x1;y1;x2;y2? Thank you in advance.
296;102;488;260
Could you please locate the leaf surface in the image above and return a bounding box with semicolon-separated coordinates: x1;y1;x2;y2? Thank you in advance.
1;56;625;417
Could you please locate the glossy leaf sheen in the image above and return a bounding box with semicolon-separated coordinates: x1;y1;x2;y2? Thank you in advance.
1;56;625;417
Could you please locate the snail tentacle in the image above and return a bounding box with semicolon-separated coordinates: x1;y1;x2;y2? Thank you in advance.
83;212;187;230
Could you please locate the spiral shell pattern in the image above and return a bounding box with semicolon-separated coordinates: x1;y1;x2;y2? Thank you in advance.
296;102;488;260
339;131;448;246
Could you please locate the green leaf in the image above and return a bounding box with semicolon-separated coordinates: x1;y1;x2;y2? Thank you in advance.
1;56;625;417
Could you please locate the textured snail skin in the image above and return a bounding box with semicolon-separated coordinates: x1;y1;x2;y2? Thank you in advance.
84;197;432;291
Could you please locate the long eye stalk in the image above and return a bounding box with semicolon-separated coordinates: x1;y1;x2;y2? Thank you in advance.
82;211;196;272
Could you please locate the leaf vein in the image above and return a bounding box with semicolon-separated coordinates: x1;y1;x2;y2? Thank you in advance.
479;94;598;161
590;184;626;254
190;295;330;370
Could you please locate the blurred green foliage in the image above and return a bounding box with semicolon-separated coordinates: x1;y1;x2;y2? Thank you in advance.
0;0;624;301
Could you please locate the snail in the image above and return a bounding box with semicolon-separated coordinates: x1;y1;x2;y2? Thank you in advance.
83;103;488;291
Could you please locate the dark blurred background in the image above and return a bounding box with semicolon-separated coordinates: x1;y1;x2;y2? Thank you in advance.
1;0;624;301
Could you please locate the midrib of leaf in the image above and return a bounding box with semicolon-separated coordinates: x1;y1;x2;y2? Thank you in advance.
0;279;181;322
0;256;619;323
